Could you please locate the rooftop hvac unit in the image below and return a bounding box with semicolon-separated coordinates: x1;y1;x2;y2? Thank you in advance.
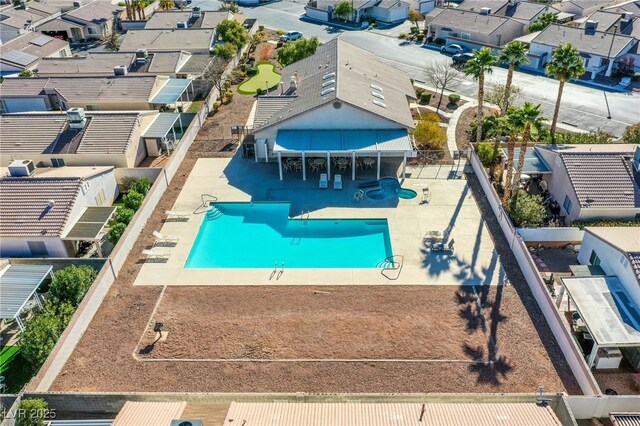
73;0;82;7
584;20;598;34
622;12;634;22
67;107;87;129
170;420;204;426
177;21;188;28
479;7;491;15
8;160;35;177
114;65;128;76
191;6;201;18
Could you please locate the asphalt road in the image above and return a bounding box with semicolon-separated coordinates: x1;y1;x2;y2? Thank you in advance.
205;0;639;137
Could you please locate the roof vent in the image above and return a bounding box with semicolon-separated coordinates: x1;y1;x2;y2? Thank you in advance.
372;99;386;108
72;0;82;7
370;84;383;92
321;79;335;88
322;72;336;80
67;107;87;129
321;87;335;96
622;12;634;22
479;7;491;15
114;65;128;76
372;91;384;100
8;160;35;177
177;21;188;29
48;200;56;208
585;20;598;34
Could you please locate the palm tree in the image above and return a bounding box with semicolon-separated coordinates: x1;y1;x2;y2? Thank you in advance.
465;47;498;143
159;0;173;10
489;116;516;204
508;103;545;197
546;43;585;141
498;41;529;115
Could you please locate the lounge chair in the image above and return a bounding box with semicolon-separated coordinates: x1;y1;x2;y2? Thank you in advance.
165;210;191;220
142;248;171;261
153;230;179;246
421;187;431;204
334;174;342;190
319;173;328;189
433;239;455;253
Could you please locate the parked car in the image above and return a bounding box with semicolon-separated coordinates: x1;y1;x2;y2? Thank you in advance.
280;31;303;42
441;44;464;54
452;52;474;66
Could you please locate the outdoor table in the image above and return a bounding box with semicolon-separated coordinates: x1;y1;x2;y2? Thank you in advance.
425;230;444;241
363;158;375;168
313;158;326;166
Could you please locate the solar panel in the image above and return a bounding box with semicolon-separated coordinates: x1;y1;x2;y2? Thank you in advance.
2;50;39;66
30;34;53;46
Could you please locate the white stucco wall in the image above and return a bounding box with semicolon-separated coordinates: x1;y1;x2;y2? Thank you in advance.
0;237;69;258
305;6;330;21
536;148;582;223
577;232;640;307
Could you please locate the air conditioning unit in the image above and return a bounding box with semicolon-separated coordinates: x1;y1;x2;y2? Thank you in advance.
73;0;82;7
191;6;201;18
479;7;491;15
114;65;128;76
8;160;35;177
67;107;87;129
177;21;188;28
170;420;204;426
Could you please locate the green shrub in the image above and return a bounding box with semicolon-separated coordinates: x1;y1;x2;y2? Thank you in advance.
546;130;613;144
225;91;234;102
508;190;545;228
414;86;425;97
622;123;640;144
258;25;264;31
213;42;237;60
398;33;408;39
17;398;49;426
421;111;441;123
416;34;425;41
571;219;640;229
413;119;447;150
276;41;283;48
115;207;135;225
476;142;500;168
128;178;151;195
256;87;263;96
107;222;127;245
18;69;33;77
247;67;258;76
123;190;144;210
448;93;461;105
50;265;97;308
239;63;246;71
420;92;432;104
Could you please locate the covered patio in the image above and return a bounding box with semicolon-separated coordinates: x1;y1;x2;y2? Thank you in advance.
151;79;194;110
0;264;52;332
63;206;117;258
265;129;415;181
143;113;185;156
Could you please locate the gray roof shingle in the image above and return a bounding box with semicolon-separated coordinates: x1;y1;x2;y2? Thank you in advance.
532;24;636;57
426;8;516;35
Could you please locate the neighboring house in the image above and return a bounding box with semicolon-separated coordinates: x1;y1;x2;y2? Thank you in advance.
38;0;123;42
454;0;560;26
0;75;195;113
0;32;70;75
0;2;61;43
144;10;231;29
0;165;118;258
527;23;638;78
534;144;640;224
120;28;215;54
0;110;165;168
405;0;435;14
34;50;210;78
577;227;640;307
603;0;640;15
425;7;525;47
249;38;416;180
553;0;630;17
305;0;410;25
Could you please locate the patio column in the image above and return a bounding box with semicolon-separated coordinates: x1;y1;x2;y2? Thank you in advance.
326;152;331;181
178;114;183;133
352;151;356;181
278;151;283;181
16;316;25;332
34;293;43;309
302;151;306;181
95;240;104;257
172;127;177;145
264;140;269;163
555;285;566;309
376;151;381;180
587;342;599;368
402;151;407;179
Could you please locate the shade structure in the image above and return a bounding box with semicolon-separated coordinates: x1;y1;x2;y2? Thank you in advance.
0;264;52;320
273;129;414;155
63;206;117;241
143;113;183;139
500;147;552;174
151;79;192;104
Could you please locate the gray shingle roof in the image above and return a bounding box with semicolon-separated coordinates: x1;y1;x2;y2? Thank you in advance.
532;24;636;57
120;29;214;53
144;10;229;29
496;1;554;22
561;153;640;209
0;32;68;69
253;38;415;132
64;0;122;24
426;8;515;35
0;177;81;237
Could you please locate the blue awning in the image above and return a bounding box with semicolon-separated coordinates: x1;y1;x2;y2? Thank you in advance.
274;129;414;154
143;113;183;139
151;79;192;105
501;147;552;174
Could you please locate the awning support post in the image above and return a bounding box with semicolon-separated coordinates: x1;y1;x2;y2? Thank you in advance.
327;151;331;181
555;285;566;309
402;151;407;180
264;140;269;163
95;240;104;258
302;151;306;181
178;115;183;134
278;151;283;181
376;151;382;180
352;151;356;181
587;342;598;368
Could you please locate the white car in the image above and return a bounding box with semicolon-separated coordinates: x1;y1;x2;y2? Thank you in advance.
280;31;303;42
441;44;464;54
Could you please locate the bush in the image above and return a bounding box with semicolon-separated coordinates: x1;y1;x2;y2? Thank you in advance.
128;178;151;195
421;111;441;123
107;222;127;245
213;42;237;60
448;93;461;105
239;63;246;71
622;123;640;144
18;69;33;77
225;91;234;103
413;119;447;150
508;190;545;227
258;25;264;31
476;142;499;168
420;92;432;104
256;87;263;96
547;130;613;144
571;219;640;229
17;398;49;426
115;207;135;225
277;37;321;67
416;34;425;41
409;26;419;34
470;114;500;142
246;67;258;76
398;33;408;39
434;37;445;46
276;41;283;48
414;86;425;97
123;190;144;210
50;265;97;308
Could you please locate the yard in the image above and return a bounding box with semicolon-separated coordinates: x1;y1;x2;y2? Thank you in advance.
237;62;282;95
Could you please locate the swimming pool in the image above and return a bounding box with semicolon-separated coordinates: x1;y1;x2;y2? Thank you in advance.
366;178;417;200
185;203;393;268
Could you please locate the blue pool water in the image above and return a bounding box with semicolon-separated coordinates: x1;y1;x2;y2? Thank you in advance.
366;178;417;200
185;203;393;268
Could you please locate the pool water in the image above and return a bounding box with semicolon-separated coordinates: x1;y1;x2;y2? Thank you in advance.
185;203;393;268
366;178;417;200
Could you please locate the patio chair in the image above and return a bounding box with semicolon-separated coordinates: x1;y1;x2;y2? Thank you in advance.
421;187;431;204
334;174;342;190
319;173;328;189
433;239;455;253
142;248;171;261
165;210;191;220
354;189;365;202
153;230;179;246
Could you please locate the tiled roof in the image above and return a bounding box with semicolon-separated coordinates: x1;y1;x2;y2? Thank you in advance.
561;153;640;208
0;177;81;237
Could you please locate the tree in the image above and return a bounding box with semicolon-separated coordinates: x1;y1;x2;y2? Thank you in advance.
529;12;557;33
424;60;460;112
508;190;545;227
123;190;144;210
622;123;640;144
17;398;49;426
490;116;517;203
105;31;120;51
546;43;585;140
507;103;544;197
498;41;529;115
413;117;447;150
108;222;127;244
218;1;239;12
131;0;146;20
408;9;421;32
465;47;498;143
115;207;135;225
485;83;521;116
159;0;173;10
50;265;97;307
128;177;151;195
20;302;75;372
277;36;321;66
216;20;248;50
213;42;237;60
203;57;228;101
334;1;354;22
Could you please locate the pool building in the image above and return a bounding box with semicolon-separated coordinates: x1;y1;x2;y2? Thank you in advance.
247;38;417;181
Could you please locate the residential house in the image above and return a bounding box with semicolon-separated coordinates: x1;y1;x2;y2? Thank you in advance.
553;0;630;17
578;10;640;70
0;165;118;258
34;50;210;78
0;2;61;43
144;10;231;29
405;0;435;14
527;23;638;77
603;0;640;15
0;110;167;168
119;28;216;54
534;144;640;224
38;0;123;42
0;32;70;75
305;0;410;25
425;7;525;48
454;0;560;26
0;75;195;113
249;38;416;180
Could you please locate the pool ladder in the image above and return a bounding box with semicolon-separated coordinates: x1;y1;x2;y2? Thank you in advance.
380;255;403;280
300;210;310;224
206;205;225;220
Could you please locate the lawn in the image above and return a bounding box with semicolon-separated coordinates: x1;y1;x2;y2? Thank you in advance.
237;62;281;95
0;345;19;374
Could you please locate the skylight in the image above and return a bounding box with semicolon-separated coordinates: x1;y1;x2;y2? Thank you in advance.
322;80;335;88
321;87;335;96
372;92;384;100
322;72;336;80
372;99;386;108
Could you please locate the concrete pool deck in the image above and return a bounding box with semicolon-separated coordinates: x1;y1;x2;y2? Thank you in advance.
134;156;505;286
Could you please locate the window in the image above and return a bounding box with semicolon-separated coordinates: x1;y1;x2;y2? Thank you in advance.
562;195;572;214
87;27;97;35
51;158;65;167
27;241;49;257
589;250;601;266
460;32;471;40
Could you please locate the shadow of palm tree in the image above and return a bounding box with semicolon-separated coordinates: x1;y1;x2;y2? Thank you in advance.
465;343;514;385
